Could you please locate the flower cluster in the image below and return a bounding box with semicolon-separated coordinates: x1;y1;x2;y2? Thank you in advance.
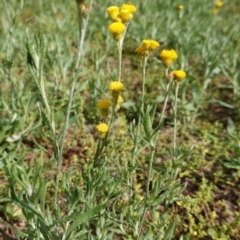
159;49;186;83
107;4;137;40
96;81;124;138
97;4;133;137
107;4;137;23
135;39;186;83
135;39;160;56
212;1;223;14
159;49;178;67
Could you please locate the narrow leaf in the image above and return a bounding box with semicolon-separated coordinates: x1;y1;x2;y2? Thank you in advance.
163;221;176;240
65;206;104;239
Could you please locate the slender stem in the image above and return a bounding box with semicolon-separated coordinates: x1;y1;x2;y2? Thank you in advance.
117;23;129;81
75;8;88;70
39;77;55;134
159;78;173;124
53;0;94;209
139;146;154;236
93;139;101;167
130;56;148;197
173;83;180;160
152;77;173;148
3;0;10;24
38;36;56;135
141;56;148;108
117;40;122;81
139;75;173;236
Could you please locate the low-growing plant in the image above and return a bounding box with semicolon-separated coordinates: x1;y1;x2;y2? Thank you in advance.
0;0;240;239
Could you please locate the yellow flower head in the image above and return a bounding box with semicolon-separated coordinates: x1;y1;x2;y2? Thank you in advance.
116;4;136;23
97;100;111;117
117;95;124;105
136;39;160;56
118;10;133;23
171;70;186;83
108;22;126;40
142;39;160;50
215;1;223;8
135;46;146;56
150;40;160;50
142;40;152;49
159;49;178;67
112;95;124;111
107;6;120;21
120;4;137;14
96;123;109;138
109;81;124;99
107;4;136;23
178;5;184;11
109;81;124;92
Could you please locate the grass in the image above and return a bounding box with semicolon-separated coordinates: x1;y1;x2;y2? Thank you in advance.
0;0;240;239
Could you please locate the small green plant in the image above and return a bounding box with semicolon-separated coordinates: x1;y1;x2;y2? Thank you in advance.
0;0;240;239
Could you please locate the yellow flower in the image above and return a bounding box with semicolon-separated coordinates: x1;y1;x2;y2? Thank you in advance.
142;39;160;50
107;4;136;23
136;39;160;56
109;81;124;99
109;81;124;92
96;123;109;138
118;4;136;23
149;40;160;50
97;100;111;117
215;1;223;8
108;22;126;40
118;10;133;23
178;5;184;11
159;49;178;67
171;70;186;83
107;6;120;21
120;4;137;14
117;95;124;105
113;95;124;111
135;46;147;56
142;40;152;49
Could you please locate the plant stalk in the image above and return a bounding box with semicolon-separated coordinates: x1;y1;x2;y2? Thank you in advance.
173;83;180;161
53;0;94;210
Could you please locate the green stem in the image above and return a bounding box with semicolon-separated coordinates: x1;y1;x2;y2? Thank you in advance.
139;146;154;236
173;83;180;161
141;56;148;108
159;78;173;124
130;56;148;197
152;77;173;147
139;75;173;236
117;23;129;81
53;0;94;210
117;40;123;81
